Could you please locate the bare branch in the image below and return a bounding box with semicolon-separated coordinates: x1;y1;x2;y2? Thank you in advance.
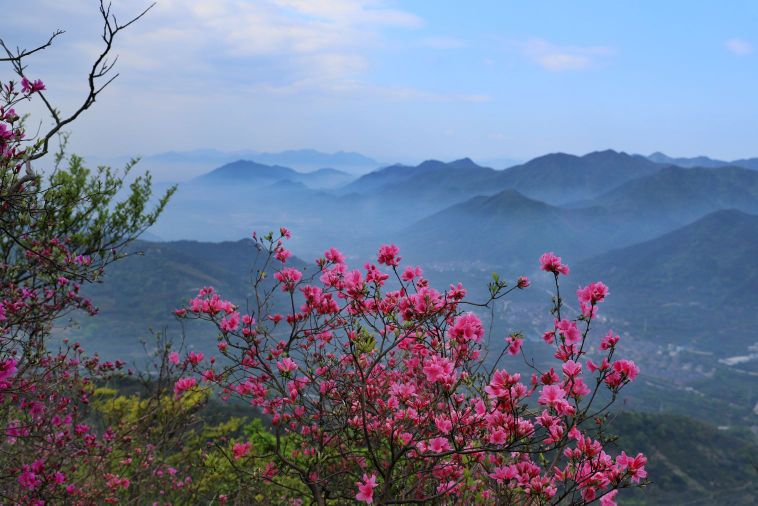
1;1;156;162
0;30;64;63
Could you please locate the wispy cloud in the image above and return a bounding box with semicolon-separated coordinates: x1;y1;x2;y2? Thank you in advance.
131;0;422;82
106;1;484;101
519;38;614;71
725;38;753;55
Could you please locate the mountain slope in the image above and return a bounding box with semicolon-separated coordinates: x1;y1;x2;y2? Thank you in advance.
62;239;306;359
584;165;758;223
573;209;758;355
610;412;758;505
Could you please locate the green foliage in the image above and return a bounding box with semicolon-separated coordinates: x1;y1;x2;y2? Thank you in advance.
1;147;175;288
43;155;173;260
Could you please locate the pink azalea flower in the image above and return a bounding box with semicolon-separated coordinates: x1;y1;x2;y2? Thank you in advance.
600;490;618;506
401;265;423;281
577;281;609;305
174;377;197;397
423;355;455;385
539;252;569;275
0;358;18;381
617;451;648;483
434;416;453;434
612;359;639;381
600;330;620;350
355;473;378;504
187;351;204;365
562;359;582;378
275;267;303;292
448;313;484;343
276;357;298;374
555;319;581;345
323;247;345;264
232;441;251;460
489;428;508;445
275;247;291;263
506;334;523;355
21;77;45;94
219;311;240;332
377;244;401;267
428;436;451;453
18;470;40;490
538;384;566;405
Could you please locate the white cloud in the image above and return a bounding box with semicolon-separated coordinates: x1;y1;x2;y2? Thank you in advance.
3;1;487;103
725;38;752;55
520;38;613;71
105;0;435;94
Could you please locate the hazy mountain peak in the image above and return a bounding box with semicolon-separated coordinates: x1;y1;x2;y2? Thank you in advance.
417;159;448;169
450;157;480;168
583;149;629;160
197;160;295;179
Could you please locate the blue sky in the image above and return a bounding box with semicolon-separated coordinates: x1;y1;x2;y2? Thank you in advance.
2;0;757;165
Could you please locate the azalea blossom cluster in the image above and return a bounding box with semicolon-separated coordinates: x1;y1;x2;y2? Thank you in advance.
176;231;647;504
1;77;44;162
0;339;196;503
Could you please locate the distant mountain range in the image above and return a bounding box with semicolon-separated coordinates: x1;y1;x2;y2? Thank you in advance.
342;150;665;207
195;160;353;189
143;148;379;176
393;156;758;270
149;149;758;258
647;151;758;171
495;150;663;204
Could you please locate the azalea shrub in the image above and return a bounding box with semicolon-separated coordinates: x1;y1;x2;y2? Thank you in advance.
176;229;648;505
